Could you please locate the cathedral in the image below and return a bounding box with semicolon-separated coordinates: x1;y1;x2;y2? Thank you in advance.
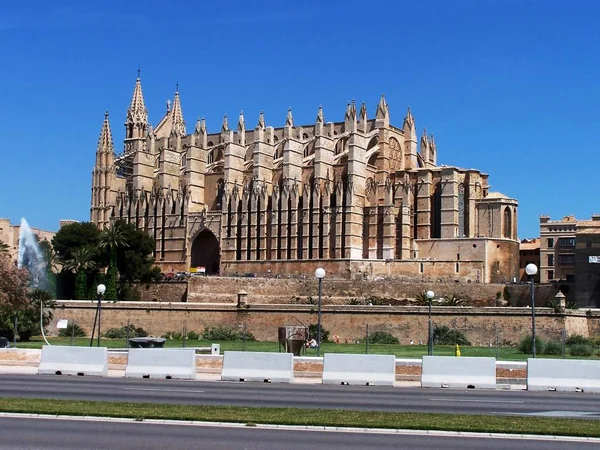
90;75;519;283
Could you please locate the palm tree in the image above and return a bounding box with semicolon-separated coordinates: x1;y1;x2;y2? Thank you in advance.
63;247;96;300
413;291;431;306
98;222;128;301
0;239;9;254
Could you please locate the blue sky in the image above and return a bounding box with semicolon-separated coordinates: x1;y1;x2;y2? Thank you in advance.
1;0;598;238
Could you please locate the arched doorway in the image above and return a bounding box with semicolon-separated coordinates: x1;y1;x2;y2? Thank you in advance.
190;229;220;275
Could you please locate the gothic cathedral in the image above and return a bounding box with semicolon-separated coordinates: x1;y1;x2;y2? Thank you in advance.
91;76;519;283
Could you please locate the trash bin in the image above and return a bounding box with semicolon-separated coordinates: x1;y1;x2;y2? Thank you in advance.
278;326;307;356
0;337;9;348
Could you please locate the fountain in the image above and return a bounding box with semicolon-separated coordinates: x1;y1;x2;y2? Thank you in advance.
17;218;47;290
17;218;51;345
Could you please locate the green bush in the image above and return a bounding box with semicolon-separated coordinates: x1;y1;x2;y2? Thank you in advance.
367;331;399;345
570;343;594;357
187;331;199;340
542;341;562;355
566;334;589;346
518;335;545;354
201;325;256;341
433;325;471;346
58;323;86;338
308;324;330;342
104;324;148;339
162;331;182;340
119;284;141;302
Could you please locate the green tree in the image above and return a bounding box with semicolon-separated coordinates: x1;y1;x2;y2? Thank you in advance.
0;254;29;309
63;247;96;299
113;220;159;286
98;222;128;301
52;222;101;262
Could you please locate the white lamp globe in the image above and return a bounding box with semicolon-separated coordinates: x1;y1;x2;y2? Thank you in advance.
426;290;435;299
525;263;538;276
315;268;326;279
97;284;106;295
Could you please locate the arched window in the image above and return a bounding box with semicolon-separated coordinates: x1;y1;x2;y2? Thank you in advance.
458;184;465;237
430;183;442;238
503;207;512;238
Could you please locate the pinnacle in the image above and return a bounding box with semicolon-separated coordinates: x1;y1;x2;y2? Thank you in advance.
97;111;114;155
127;75;148;125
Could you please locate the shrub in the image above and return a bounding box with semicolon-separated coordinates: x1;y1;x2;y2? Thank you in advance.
518;335;545;354
367;331;399;345
119;284;141;302
542;341;562;355
347;298;363;305
308;324;330;342
442;294;466;306
201;325;256;341
566;334;589;346
162;331;182;340
58;323;86;338
433;325;471;346
187;330;199;340
503;286;511;301
104;324;148;339
570;343;594;357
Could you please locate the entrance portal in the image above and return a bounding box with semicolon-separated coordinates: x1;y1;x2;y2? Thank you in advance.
190;229;220;275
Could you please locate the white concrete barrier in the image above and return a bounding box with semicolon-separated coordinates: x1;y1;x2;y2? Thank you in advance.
323;353;395;386
38;345;108;377
125;349;196;380
527;358;600;392
421;356;496;389
211;343;220;355
221;351;293;383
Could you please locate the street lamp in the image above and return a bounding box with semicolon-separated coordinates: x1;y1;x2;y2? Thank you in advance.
426;290;435;356
315;268;326;357
90;284;106;347
525;263;538;358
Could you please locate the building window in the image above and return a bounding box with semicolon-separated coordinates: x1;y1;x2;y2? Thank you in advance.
558;237;575;248
587;240;592;249
558;254;575;265
548;270;554;280
547;238;554;248
548;254;554;266
503;207;512;238
566;274;575;282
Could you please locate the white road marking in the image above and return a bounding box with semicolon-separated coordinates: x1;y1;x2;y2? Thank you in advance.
429;398;524;404
122;388;205;393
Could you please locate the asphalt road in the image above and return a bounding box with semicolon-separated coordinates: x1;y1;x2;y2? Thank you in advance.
0;374;599;418
0;417;597;450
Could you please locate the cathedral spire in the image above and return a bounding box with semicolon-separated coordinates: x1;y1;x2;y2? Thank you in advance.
125;73;148;139
170;87;186;137
403;106;415;130
257;110;265;129
237;110;245;133
376;94;389;120
285;108;294;127
97;111;115;158
316;105;324;124
221;114;229;132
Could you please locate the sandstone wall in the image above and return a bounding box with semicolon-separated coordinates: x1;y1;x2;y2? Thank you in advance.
51;301;593;346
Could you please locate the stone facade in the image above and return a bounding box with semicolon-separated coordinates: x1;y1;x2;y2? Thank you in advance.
90;75;519;283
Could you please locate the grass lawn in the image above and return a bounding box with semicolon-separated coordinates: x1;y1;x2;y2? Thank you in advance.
0;397;599;437
13;337;534;360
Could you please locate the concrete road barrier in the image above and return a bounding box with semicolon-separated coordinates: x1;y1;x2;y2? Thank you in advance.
221;351;293;383
125;348;196;380
322;353;395;386
527;358;600;392
421;356;496;389
38;345;108;377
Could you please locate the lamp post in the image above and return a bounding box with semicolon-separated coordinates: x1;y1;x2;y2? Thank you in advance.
426;290;435;356
315;268;326;357
90;284;106;347
525;263;538;358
